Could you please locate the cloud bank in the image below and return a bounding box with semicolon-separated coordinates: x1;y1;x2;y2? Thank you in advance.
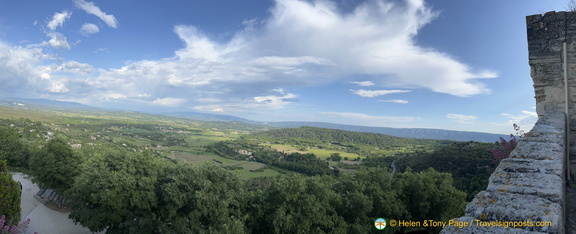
1;0;497;115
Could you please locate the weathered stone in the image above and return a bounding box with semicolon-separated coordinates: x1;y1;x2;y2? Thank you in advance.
498;158;564;176
487;172;563;203
465;192;562;233
508;141;563;161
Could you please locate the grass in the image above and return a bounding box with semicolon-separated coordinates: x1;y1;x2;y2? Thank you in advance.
306;148;362;159
265;143;363;160
235;168;281;179
171;149;280;179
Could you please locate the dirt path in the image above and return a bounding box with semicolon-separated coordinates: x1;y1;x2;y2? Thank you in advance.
10;173;100;234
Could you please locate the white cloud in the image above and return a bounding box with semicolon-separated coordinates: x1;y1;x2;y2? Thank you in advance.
378;99;409;104
253;92;297;109
74;0;495;111
0;42;45;93
151;97;186;106
49;81;69;93
47;11;71;31
250;56;334;67
495;110;538;132
447;113;477;124
80;23;100;36
47;32;71;49
254;0;496;96
0;0;498;116
74;0;118;28
48;61;94;74
350;81;374;87
104;93;126;100
351;89;411;97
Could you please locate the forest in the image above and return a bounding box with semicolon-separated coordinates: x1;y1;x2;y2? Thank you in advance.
0;105;504;233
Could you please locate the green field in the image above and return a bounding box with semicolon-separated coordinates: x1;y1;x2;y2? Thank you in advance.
171;150;279;179
266;144;362;159
306;148;362;159
234;168;280;179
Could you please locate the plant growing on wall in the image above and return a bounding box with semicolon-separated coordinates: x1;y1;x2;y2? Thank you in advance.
490;124;525;163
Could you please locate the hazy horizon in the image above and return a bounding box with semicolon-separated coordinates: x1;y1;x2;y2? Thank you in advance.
0;0;567;134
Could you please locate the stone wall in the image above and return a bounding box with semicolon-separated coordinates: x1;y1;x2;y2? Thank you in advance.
442;12;574;233
527;11;576;181
441;112;565;233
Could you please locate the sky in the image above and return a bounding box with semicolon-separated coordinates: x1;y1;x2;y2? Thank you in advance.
0;0;570;134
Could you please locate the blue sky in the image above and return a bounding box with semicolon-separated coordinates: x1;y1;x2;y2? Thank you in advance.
0;0;569;134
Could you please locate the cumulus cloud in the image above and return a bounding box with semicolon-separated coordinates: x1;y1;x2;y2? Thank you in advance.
378;99;409;104
48;61;94;74
47;11;71;31
350;81;375;87
0;42;71;95
0;43;44;93
351;89;411;97
46;32;71;49
80;23;100;36
251;0;496;96
253;92;297;109
74;0;118;28
151;97;186;106
0;0;498;116
447;113;477;124
82;0;496;110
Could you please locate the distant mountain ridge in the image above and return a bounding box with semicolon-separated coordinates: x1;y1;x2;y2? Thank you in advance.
0;97;508;142
0;97;90;109
265;122;508;143
165;113;507;142
164;112;260;124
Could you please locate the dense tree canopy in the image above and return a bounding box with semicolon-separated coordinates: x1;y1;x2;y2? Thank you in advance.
29;137;84;194
157;163;246;233
0;160;21;225
68;148;160;233
0;127;25;167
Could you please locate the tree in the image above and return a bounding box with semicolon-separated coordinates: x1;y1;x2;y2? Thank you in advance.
156;163;246;233
247;174;346;233
344;167;408;233
29;138;83;195
0;160;21;226
394;168;466;232
329;153;341;162
67;149;160;233
0;127;25;167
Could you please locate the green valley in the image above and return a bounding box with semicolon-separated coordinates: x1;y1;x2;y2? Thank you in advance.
0;103;499;233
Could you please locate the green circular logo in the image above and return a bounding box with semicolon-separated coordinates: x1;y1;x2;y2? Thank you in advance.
375;218;386;230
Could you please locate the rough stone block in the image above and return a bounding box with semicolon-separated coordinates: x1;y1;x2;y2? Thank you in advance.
487;171;563;203
498;158;564;176
465;192;562;233
508;142;563;161
526;14;542;24
527;121;563;134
